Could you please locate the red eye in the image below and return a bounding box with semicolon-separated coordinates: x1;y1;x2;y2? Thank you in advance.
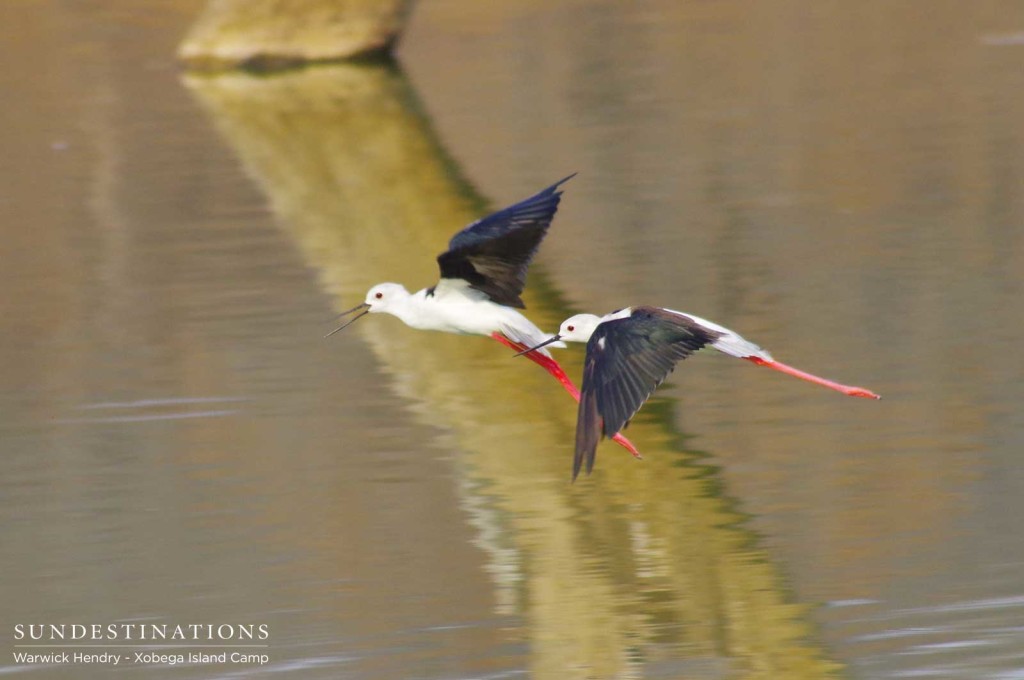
375;292;383;299
567;325;575;332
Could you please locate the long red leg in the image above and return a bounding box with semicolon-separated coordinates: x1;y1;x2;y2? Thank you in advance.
744;357;880;399
491;333;642;459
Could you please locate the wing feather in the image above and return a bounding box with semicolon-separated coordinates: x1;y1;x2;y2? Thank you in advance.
436;174;575;308
572;308;722;479
574;382;601;480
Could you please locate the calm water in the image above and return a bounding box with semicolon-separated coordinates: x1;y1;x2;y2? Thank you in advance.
2;2;1024;679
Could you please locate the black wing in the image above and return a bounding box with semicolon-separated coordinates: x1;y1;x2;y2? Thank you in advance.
573;307;722;480
436;174;575;308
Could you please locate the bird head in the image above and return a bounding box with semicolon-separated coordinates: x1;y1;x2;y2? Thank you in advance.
514;312;604;357
363;283;410;313
325;283;410;337
557;314;603;343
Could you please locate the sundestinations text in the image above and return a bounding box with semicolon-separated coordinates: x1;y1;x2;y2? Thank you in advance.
14;623;269;642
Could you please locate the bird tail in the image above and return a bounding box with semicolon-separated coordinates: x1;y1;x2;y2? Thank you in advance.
671;311;773;361
711;332;773;361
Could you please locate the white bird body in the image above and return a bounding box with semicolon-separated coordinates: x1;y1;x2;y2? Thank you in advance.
362;281;565;357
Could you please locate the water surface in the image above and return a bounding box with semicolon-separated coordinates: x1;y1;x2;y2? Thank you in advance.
2;2;1023;679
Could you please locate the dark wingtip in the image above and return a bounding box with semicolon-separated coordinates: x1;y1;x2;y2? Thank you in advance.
555;171;578;187
570;445;597;483
545;172;578;197
572;448;585;483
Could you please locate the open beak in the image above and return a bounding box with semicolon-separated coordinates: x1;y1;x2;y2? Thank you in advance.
325;302;371;338
514;334;562;356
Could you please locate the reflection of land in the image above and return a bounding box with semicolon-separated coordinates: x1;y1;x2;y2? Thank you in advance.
184;64;839;678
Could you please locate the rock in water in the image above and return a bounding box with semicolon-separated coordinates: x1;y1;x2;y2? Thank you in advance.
178;0;414;69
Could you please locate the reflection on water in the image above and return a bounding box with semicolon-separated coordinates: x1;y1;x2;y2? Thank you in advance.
2;2;1023;680
183;63;837;678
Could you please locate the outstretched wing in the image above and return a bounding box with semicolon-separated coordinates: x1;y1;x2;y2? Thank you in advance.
436;174;575;308
573;307;722;480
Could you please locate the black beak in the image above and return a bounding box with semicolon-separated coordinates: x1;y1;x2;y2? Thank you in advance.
325;303;371;338
514;334;562;356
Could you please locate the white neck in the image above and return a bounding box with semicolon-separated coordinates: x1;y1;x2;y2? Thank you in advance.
377;288;437;329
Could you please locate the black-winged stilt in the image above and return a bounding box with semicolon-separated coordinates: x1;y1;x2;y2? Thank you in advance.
327;175;640;458
519;306;880;480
